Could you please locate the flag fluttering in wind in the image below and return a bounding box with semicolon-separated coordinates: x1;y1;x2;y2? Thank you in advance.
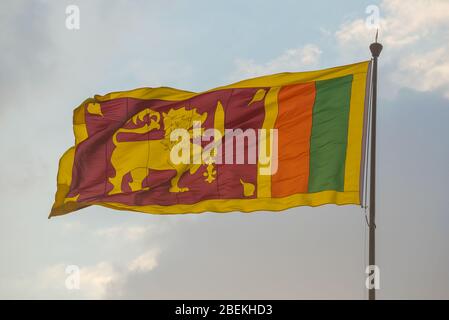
50;61;371;217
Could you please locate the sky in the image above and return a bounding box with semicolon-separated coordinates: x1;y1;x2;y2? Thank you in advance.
0;0;448;299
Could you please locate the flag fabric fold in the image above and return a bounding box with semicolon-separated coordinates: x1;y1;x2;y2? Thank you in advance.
50;61;371;217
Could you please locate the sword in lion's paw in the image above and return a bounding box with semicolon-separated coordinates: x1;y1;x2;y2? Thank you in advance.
203;101;225;184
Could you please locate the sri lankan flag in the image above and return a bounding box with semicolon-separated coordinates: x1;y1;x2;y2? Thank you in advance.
50;61;371;217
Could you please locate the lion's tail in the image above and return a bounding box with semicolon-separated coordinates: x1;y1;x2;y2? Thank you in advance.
112;124;156;145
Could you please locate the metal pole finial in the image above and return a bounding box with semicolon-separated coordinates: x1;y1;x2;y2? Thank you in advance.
370;30;383;58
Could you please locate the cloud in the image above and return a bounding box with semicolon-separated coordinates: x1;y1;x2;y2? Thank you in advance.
95;226;150;242
39;262;121;299
39;249;160;299
231;44;322;81
94;222;171;242
336;0;449;98
337;0;449;49
77;262;123;299
394;46;449;99
128;249;160;273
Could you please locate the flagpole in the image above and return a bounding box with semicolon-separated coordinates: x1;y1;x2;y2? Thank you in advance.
368;33;382;300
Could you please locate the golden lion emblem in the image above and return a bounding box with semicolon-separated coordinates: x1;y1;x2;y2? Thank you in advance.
108;107;208;195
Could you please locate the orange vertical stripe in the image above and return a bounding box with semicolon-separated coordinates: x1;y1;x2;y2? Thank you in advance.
272;82;316;197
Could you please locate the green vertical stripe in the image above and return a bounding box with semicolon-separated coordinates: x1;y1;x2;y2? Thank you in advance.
308;75;353;192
